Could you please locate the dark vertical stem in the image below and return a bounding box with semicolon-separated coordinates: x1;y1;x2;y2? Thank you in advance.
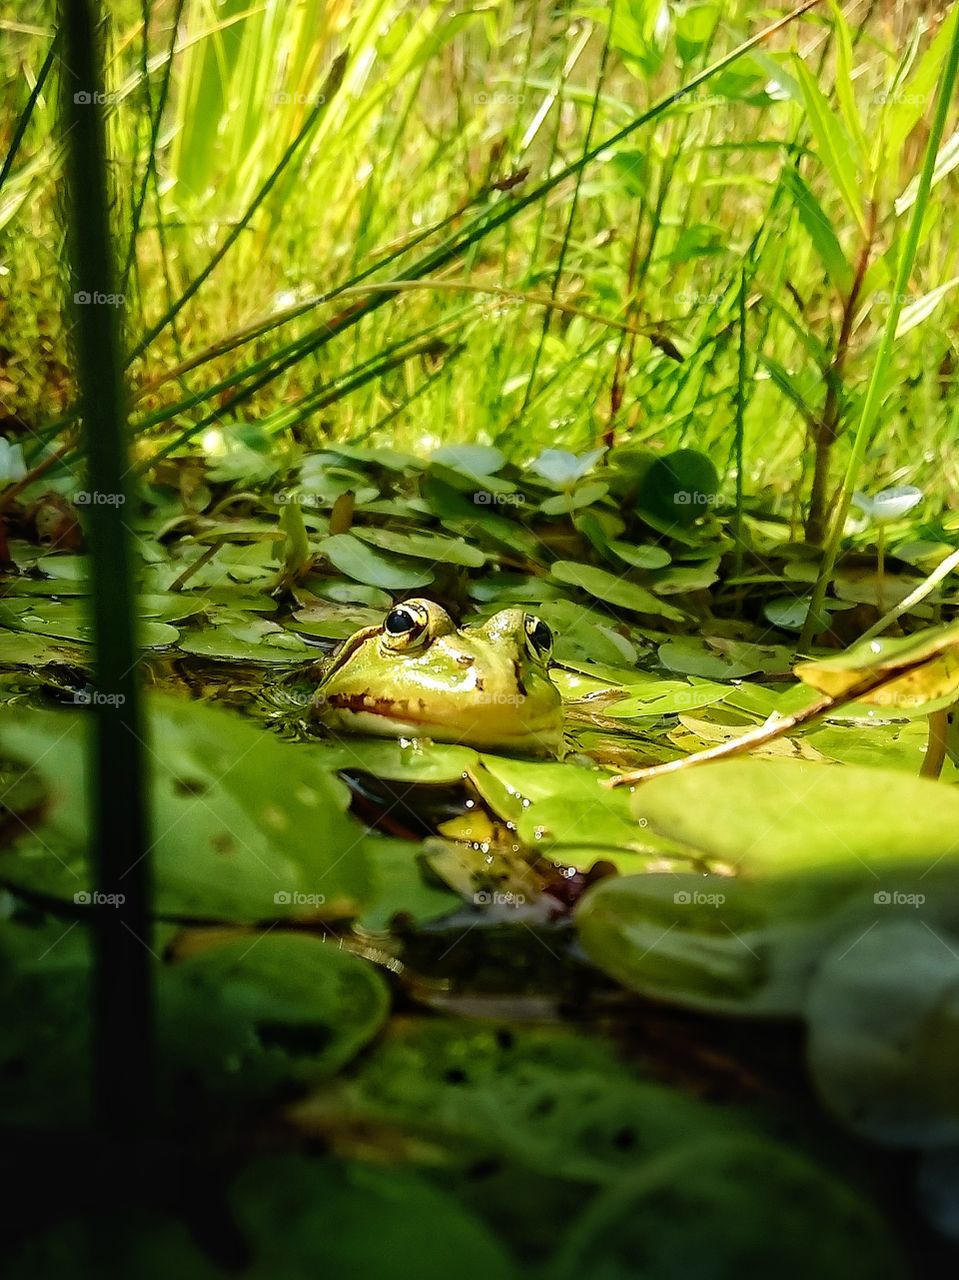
804;201;875;545
733;268;747;581
60;0;153;1133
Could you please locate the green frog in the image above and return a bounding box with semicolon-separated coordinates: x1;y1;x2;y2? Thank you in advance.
312;598;563;754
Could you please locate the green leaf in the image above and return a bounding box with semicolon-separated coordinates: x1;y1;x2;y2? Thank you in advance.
806;920;959;1146
352;525;486;567
550;1135;908;1280
319;533;434;590
550;561;687;621
827;0;868;160
633;757;959;878
0;698;371;922
895;127;959;214
635;449;720;529
230;1156;519;1280
604;678;729;718
794;57;866;233
163;931;390;1097
783;166;853;291
895;274;959;335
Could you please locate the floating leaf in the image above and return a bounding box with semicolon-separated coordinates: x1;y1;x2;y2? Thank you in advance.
806;920;959;1146
430;444;505;477
319;533;434;590
550;562;686;621
353;525;486;567
635;449;719;529
163;931;390;1098
632;758;959;879
230;1156;519;1280
604;679;728;719
0;698;370;922
794;619;959;709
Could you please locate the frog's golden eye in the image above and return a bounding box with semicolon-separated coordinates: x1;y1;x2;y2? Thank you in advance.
524;614;553;661
382;602;430;651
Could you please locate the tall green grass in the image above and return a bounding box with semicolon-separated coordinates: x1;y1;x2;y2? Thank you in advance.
3;0;959;549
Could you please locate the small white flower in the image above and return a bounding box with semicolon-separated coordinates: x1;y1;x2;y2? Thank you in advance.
0;438;27;485
852;485;923;523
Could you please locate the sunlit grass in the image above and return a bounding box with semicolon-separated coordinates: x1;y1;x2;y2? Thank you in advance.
3;0;959;530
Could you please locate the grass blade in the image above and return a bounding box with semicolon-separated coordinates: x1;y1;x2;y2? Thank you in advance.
59;0;153;1133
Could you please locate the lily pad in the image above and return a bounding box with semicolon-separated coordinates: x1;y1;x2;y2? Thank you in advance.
162;931;390;1098
231;1155;518;1280
632;758;959;879
659;635;794;679
604;679;728;718
353;525;486;567
319;533;434;590
178;618;314;661
430;444;506;477
806;919;959;1146
607;540;672;570
355;836;461;932
550;1135;908;1280
0;599;178;648
550;561;687;621
0;697;371;922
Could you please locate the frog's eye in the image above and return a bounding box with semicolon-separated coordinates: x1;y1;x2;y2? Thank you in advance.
524;614;553;661
382;602;430;651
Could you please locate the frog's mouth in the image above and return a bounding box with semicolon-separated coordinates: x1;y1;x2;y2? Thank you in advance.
318;690;562;750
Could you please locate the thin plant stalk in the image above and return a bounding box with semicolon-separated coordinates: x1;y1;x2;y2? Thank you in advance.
60;0;153;1133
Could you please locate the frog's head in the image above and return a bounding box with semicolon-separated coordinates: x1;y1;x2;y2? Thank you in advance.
313;598;563;754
